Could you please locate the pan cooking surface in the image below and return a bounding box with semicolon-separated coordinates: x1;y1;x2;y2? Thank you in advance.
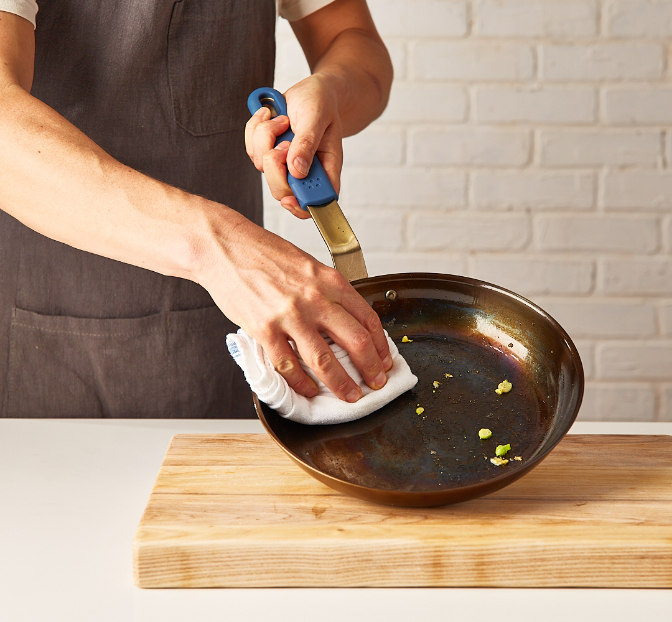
263;331;548;492
256;274;583;506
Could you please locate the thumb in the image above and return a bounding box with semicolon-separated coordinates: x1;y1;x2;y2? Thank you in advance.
286;112;327;180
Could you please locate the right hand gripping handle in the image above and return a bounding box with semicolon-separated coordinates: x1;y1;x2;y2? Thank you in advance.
247;87;339;211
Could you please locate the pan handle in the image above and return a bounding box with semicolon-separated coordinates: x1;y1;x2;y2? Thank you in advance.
248;88;369;283
247;88;338;211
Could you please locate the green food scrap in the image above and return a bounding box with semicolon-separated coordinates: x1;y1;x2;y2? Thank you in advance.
490;457;509;467
401;335;413;343
416;406;425;415
478;428;492;440
444;373;453;378
433;381;440;389
495;443;511;457
495;379;512;395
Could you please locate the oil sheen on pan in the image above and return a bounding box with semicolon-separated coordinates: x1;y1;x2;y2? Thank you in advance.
301;332;547;492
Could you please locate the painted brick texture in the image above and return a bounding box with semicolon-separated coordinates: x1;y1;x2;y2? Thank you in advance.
267;1;672;422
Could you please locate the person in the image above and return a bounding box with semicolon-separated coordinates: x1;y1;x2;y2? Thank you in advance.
0;0;394;418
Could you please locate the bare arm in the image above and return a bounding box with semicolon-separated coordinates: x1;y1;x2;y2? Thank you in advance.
0;10;391;402
0;11;215;280
246;0;393;218
291;0;392;136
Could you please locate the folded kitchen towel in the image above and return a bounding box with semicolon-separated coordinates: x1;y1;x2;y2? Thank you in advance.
226;329;418;425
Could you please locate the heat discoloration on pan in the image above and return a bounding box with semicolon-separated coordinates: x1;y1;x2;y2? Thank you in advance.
255;274;584;507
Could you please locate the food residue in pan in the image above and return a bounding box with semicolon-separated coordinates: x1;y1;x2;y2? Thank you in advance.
490;457;509;466
495;443;511;457
387;329;535;487
495;379;512;395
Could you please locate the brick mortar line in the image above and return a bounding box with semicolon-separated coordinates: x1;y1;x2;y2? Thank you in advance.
405;40;671;46
366;36;672;43
389;81;672;87
597;0;605;37
394;126;669;135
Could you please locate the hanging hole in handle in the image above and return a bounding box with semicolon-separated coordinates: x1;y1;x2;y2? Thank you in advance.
260;97;279;118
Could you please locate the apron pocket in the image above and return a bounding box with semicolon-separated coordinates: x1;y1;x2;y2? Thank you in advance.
6;306;254;419
167;0;272;136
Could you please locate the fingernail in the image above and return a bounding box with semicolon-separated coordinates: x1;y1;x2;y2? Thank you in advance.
294;156;309;176
255;107;268;118
274;141;290;151
383;355;392;371
306;386;318;398
373;371;387;389
345;387;362;403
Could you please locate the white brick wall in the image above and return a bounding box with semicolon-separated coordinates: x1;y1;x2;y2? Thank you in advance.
605;0;672;37
541;44;664;81
268;0;672;422
475;0;597;38
410;128;530;166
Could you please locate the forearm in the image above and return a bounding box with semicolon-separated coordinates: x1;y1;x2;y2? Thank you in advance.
289;0;393;140
0;85;236;283
310;27;392;137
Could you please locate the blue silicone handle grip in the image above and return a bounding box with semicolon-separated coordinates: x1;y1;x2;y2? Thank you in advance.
247;87;338;211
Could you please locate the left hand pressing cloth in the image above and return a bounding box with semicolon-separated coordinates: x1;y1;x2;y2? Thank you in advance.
226;330;418;425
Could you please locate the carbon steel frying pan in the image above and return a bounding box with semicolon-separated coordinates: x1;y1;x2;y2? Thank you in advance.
248;89;584;507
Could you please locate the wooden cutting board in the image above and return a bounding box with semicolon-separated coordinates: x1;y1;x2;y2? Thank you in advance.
133;434;672;588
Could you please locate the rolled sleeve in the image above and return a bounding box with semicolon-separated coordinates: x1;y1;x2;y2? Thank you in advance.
279;0;335;22
0;0;38;29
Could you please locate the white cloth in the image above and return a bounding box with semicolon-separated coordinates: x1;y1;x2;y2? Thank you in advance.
227;330;418;425
0;0;336;30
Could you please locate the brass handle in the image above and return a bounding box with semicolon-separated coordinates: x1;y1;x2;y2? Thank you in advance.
307;200;368;283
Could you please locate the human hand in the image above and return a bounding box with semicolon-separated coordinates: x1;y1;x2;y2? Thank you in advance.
244;74;343;220
201;213;391;402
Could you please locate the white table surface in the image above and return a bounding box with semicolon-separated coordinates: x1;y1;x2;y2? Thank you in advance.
1;419;670;622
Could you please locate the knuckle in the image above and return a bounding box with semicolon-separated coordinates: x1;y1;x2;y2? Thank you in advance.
277;297;301;323
294;135;316;155
363;311;383;334
321;266;349;290
260;120;279;141
333;377;352;396
254;328;272;346
275;356;297;377
292;376;315;394
363;358;381;376
261;149;277;166
263;150;286;172
351;329;373;352
244;139;254;159
312;349;335;374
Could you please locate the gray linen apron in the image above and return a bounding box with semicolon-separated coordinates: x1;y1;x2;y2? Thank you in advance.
0;0;276;418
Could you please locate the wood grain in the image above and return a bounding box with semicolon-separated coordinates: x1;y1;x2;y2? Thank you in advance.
133;434;672;588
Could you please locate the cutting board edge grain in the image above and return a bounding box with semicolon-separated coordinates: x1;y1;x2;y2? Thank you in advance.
133;433;672;588
133;534;672;588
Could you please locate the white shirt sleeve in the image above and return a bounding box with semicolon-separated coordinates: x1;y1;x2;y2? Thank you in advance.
0;2;330;31
0;0;38;29
278;0;336;22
